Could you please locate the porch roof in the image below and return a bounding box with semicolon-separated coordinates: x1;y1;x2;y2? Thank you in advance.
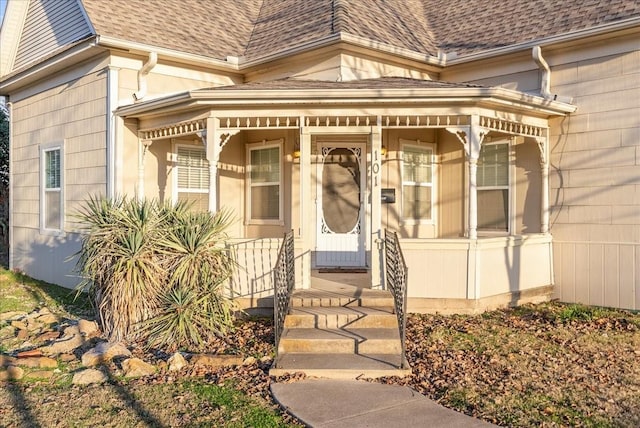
116;77;576;119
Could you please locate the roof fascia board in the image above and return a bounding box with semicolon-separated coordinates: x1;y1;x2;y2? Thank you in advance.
95;35;239;73
116;87;575;118
448;16;640;65
0;38;100;93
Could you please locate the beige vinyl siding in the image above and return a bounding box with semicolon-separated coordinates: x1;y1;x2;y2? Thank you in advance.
549;47;640;310
14;0;92;70
10;62;107;287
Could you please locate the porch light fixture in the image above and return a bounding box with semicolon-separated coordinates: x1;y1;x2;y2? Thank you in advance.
292;140;301;158
380;146;388;156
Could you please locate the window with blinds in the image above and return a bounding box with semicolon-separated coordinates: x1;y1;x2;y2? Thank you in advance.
176;146;209;211
248;144;281;222
402;144;434;222
41;144;63;233
477;142;509;231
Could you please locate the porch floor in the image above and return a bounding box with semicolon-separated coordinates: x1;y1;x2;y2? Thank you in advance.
291;270;391;306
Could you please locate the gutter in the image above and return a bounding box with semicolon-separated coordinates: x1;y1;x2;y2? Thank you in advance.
446;16;640;66
115;86;576;117
96;35;238;72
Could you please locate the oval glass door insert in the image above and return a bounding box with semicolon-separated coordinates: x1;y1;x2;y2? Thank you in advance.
321;147;361;234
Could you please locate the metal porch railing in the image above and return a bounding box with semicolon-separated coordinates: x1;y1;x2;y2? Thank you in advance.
384;229;409;369
273;230;295;355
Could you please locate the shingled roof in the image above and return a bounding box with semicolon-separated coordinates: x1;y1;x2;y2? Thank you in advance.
199;77;484;91
80;0;640;61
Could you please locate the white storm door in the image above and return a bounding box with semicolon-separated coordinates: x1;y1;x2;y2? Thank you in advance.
316;143;366;267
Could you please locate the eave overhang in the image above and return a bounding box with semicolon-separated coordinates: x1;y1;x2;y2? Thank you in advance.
116;86;577;120
0;37;100;94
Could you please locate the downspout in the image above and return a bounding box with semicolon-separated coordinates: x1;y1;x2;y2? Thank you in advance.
6;100;12;271
532;46;552;100
133;52;158;101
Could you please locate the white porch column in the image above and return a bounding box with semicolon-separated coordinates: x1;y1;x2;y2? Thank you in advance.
300;120;312;289
137;138;151;201
467;115;484;240
539;136;550;234
205;116;219;212
370;116;383;288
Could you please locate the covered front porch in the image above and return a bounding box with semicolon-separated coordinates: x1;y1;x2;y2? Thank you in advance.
117;79;575;312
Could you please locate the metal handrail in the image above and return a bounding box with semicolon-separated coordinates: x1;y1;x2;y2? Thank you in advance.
273;230;295;357
384;229;409;369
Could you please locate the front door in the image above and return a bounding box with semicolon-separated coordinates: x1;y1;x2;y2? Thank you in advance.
316;143;366;267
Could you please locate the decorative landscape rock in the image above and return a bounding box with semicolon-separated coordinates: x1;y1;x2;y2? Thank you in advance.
77;319;99;338
168;352;187;372
0;365;24;381
72;368;108;385
40;333;85;355
0;311;27;321
35;330;61;343
190;354;243;368
59;353;77;363
242;356;257;366
121;358;156;378
81;342;131;367
16;349;43;358
36;313;59;325
0;355;17;366
10;320;27;330
14;356;58;369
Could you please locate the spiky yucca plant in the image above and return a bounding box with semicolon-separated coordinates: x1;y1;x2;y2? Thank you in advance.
75;196;167;341
144;208;237;351
76;197;237;348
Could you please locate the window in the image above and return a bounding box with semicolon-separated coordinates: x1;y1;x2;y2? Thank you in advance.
176;145;209;211
401;143;434;222
477;141;510;232
247;142;281;223
40;143;64;233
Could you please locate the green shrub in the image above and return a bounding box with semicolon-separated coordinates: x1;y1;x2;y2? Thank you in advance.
75;196;236;347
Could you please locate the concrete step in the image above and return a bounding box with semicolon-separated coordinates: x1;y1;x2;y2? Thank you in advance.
285;306;398;329
270;353;411;379
291;292;394;308
277;327;402;354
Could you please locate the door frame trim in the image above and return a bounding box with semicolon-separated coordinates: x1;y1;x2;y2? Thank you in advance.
315;141;367;267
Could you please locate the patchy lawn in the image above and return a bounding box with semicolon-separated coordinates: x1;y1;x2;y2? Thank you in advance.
384;304;640;427
0;268;301;427
1;269;638;427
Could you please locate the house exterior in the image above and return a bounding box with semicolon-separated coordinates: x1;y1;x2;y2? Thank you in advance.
1;0;638;312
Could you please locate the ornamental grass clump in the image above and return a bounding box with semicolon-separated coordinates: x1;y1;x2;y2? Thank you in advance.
75;196;237;348
145;208;237;351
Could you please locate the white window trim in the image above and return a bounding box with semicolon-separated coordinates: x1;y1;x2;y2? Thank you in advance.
476;138;514;236
172;142;209;206
246;139;284;226
399;139;437;225
39;141;65;236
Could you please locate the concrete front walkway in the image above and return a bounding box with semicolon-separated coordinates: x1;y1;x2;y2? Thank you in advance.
271;379;497;427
